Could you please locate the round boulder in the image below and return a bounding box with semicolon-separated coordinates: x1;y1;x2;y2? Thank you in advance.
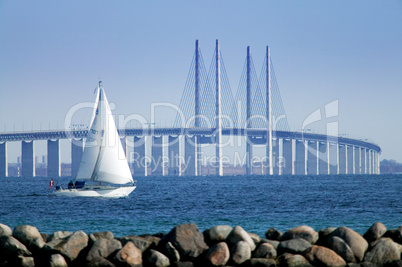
227;225;256;251
0;223;12;236
363;238;402;265
49;254;68;267
277;238;312;255
114;241;142;266
280;225;318;244
329;226;368;262
248;258;276;267
203;225;233;245
205;241;230;266
0;235;31;258
145;249;170;267
86;237;122;262
231;241;251;265
363;222;387;243
265;228;283;241
278;253;312;267
327;236;356;263
253;242;276;259
304;245;346;267
13;225;45;251
44;230;89;262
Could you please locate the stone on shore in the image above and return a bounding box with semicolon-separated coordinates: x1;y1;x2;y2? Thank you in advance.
231;240;251;265
280;225;319;244
248;258;276;267
383;226;402;244
227;225;256;251
116;235;152;253
160;223;208;260
89;231;114;244
277;238;312;255
327;236;356;263
329;226;368;262
265;227;283;241
114;241;142;267
0;223;12;236
16;255;35;267
13;225;45;251
363;222;387;243
363;237;402;265
87;256;115;267
278;253;312;267
261;239;279;250
164;241;180;263
253;242;276;259
205;241;230;266
304;245;346;266
249;232;262;246
144;249;170;267
0;235;32;258
48;231;73;243
44;230;89;262
86;237;122;262
203;225;233;245
49;254;68;267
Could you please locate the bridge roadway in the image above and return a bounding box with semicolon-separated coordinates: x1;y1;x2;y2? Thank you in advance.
0;128;381;177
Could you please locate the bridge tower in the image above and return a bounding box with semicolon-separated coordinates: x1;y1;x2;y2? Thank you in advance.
194;40;201;176
215;39;223;176
246;46;253;175
266;46;273;175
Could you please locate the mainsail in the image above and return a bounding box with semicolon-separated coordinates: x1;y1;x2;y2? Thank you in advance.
76;83;133;185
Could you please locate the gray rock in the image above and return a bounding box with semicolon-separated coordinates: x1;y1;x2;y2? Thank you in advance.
114;241;142;267
253;242;277;259
280;225;319;244
48;231;73;242
0;235;32;258
261;239;280;250
86;237;122;262
327;236;356;263
16;256;35;267
265;227;283;241
317;227;337;245
363;238;402;265
248;258;276;267
304;245;346;267
140;234;161;247
164;241;180;263
160;223;208;260
203;225;233;245
13;225;45;251
145;249;170;267
330;226;368;263
41;233;49;243
44;230;89;262
205;241;230;266
277;238;312;255
231;240;251;265
87;256;116;267
249;232;262;246
278;253;312;267
117;235;152;252
227;225;256;251
172;262;194;267
383;226;402;244
385;260;402;267
89;231;114;243
364;222;387;243
49;254;68;267
0;223;12;236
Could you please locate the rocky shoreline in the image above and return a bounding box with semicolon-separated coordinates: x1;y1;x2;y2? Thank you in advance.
0;222;401;267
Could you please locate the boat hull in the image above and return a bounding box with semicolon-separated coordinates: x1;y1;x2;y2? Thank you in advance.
54;186;136;198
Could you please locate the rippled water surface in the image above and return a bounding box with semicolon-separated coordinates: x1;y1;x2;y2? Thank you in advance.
0;174;401;237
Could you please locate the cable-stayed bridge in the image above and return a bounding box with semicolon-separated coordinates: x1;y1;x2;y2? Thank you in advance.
0;40;381;177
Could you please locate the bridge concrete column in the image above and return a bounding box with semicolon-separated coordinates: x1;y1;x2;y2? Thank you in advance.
133;136;148;176
376;152;380;174
338;144;346;174
318;142;329;175
347;145;353;174
281;139;292;175
367;149;371;174
354;146;361;174
272;138;279;175
370;150;374;174
185;136;198;176
0;142;7;177
307;140;318;175
328;143;338;174
47;139;60;177
71;138;84;177
151;136;165;176
361;148;366;174
295;139;306;175
168;136;181;176
22;140;35;177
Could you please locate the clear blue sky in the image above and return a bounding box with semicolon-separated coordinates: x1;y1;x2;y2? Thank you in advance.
1;1;401;162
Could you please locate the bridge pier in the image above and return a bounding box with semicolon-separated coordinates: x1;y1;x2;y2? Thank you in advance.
347;145;353;174
318;142;329;175
71;138;84;177
133;136;148;176
0;142;7;177
272;138;279;175
151;136;165;176
281;139;292;175
338;144;346;174
47;139;60;177
328;143;338;174
168;136;181;176
295;139;306;175
307;140;318;175
21;140;35;177
361;148;366;174
185;136;198;176
354;146;360;174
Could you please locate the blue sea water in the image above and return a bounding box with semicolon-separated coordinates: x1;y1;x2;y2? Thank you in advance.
0;174;401;238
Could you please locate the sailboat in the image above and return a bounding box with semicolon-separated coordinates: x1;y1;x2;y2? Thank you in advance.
54;82;136;197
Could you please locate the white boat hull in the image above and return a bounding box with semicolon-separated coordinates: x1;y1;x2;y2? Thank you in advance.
54;185;136;198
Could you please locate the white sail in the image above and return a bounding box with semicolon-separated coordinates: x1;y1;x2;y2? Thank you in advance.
92;88;133;184
76;88;102;180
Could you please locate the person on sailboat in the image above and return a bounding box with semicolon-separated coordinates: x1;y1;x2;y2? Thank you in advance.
68;180;74;189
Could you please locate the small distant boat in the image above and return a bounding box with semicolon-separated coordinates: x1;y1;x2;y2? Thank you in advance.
54;82;136;197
